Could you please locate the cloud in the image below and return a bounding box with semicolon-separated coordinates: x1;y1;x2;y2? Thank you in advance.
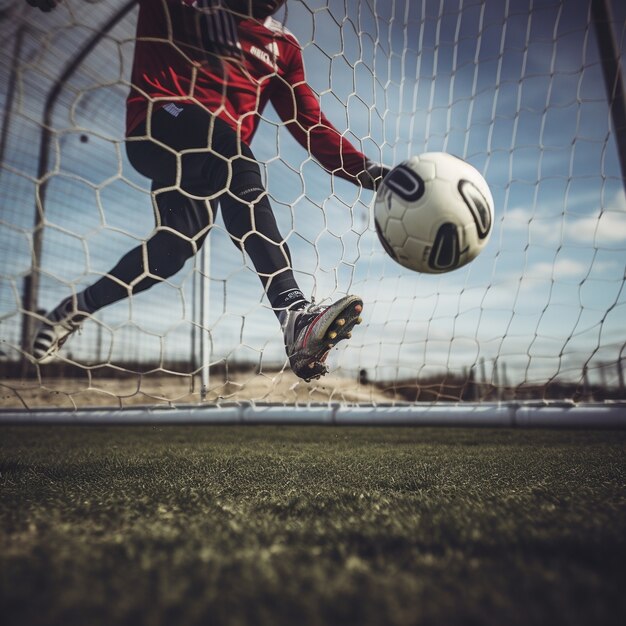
526;258;592;280
565;210;626;246
503;188;626;246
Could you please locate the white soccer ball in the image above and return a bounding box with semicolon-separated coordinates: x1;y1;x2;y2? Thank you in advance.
374;152;494;273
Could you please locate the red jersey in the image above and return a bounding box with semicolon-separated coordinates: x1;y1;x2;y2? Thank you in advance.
127;0;369;185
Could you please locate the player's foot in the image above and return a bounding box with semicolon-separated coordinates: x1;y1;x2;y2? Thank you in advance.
280;295;363;381
32;296;87;364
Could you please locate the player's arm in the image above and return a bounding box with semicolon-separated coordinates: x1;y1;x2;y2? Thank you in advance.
272;41;389;191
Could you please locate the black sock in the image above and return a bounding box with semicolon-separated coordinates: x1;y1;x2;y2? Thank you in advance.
270;288;307;318
80;288;99;314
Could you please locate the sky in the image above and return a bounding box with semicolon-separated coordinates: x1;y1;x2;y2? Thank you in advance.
0;0;625;388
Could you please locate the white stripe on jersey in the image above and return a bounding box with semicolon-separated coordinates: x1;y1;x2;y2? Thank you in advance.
263;16;298;41
193;0;243;59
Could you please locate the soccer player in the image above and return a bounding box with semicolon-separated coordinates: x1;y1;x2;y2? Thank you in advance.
27;0;389;381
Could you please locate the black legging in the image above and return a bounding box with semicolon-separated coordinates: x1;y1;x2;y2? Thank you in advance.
83;104;303;314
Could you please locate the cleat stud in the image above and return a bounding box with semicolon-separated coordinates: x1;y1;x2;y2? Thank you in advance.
327;343;335;349
346;332;352;339
356;317;362;324
355;304;363;313
328;331;337;340
336;318;346;327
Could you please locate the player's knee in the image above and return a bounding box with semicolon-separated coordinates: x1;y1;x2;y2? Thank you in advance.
211;118;255;161
221;186;267;240
233;183;267;207
154;189;213;239
147;230;196;278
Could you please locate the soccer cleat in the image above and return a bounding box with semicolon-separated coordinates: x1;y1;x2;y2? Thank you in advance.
280;295;363;381
32;296;87;364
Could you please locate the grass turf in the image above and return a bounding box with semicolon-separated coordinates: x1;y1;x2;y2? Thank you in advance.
1;425;625;626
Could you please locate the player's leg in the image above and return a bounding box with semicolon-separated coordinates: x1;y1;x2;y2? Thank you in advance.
81;188;213;311
129;104;310;316
32;112;215;363
201;113;363;378
199;117;307;314
31;188;214;363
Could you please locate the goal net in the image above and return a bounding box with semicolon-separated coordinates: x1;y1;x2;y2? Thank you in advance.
1;0;625;412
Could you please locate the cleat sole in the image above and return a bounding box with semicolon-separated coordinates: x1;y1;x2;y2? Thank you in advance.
287;295;363;381
307;297;363;365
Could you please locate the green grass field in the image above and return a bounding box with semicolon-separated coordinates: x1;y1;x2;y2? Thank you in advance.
1;425;625;626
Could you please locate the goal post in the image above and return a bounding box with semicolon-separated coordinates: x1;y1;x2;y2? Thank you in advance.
592;0;626;183
0;0;625;420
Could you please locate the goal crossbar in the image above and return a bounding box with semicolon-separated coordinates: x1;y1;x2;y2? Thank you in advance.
1;402;625;428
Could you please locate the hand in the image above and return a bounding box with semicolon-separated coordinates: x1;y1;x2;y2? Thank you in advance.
359;160;392;191
26;0;61;11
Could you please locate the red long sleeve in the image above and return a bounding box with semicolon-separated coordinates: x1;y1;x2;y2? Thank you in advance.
271;48;368;186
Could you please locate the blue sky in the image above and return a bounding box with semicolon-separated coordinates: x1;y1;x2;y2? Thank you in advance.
1;0;625;387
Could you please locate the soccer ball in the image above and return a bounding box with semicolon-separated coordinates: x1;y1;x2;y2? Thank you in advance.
374;152;494;273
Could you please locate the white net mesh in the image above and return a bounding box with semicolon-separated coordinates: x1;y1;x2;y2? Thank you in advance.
1;0;625;409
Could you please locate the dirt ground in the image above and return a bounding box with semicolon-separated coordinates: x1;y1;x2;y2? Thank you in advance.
1;370;392;410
